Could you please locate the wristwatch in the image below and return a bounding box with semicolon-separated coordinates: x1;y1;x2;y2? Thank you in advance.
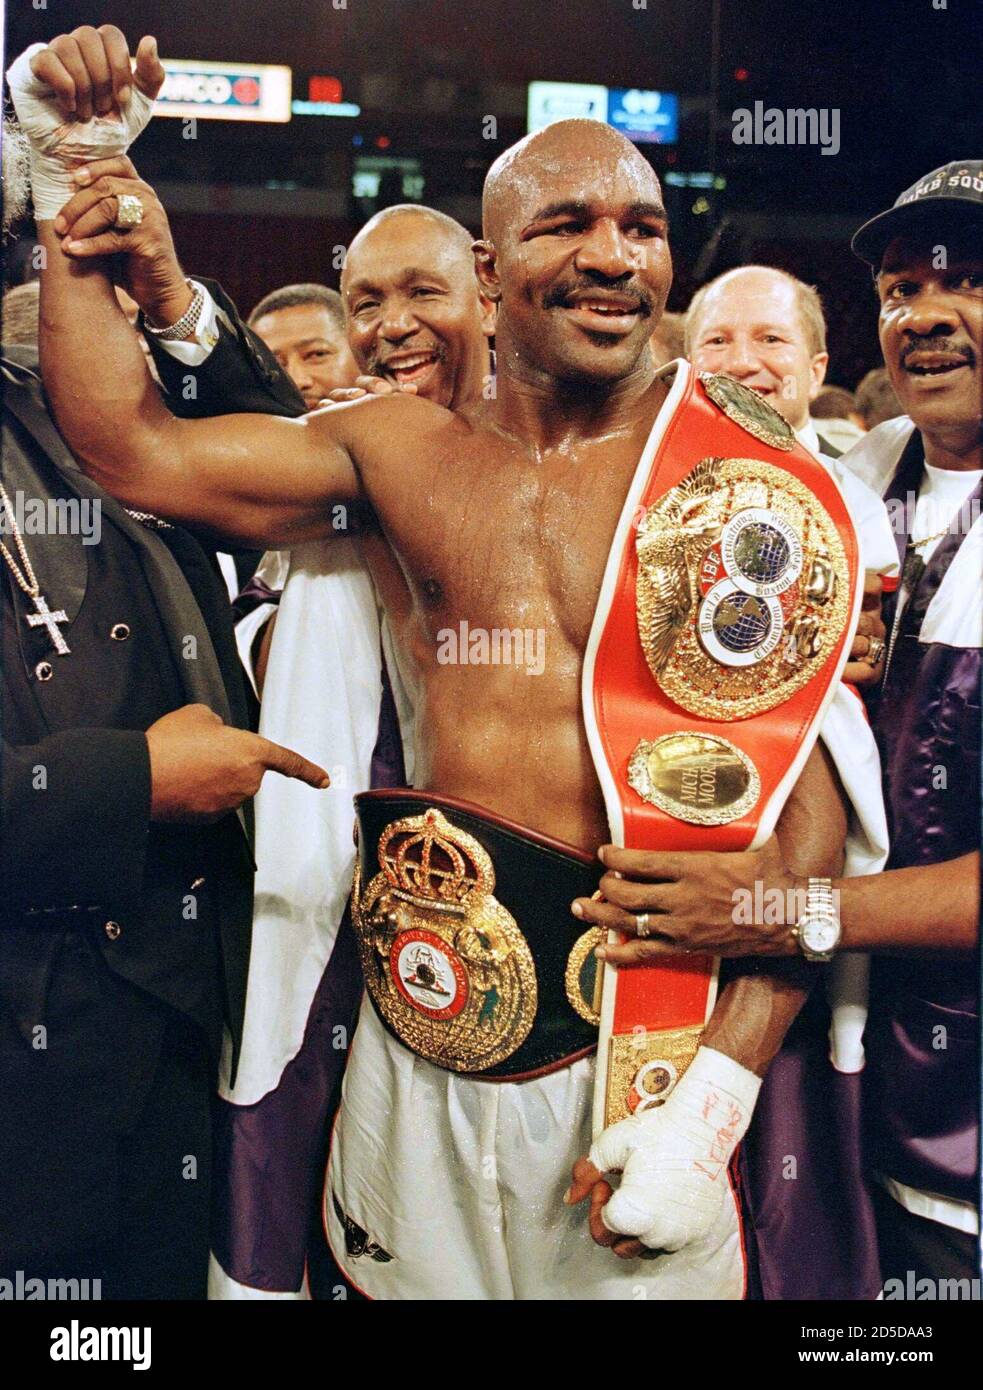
143;280;205;342
792;876;841;961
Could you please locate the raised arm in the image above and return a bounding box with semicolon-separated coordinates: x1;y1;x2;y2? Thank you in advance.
12;27;362;549
38;219;360;547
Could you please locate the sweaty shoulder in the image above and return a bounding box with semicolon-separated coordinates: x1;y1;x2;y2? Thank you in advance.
306;391;461;475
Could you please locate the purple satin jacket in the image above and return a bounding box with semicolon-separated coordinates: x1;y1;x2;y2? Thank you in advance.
866;430;981;1206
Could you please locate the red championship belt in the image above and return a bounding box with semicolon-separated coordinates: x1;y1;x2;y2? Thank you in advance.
582;363;860;1132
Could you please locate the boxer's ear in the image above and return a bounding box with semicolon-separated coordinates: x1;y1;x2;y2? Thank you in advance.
477;289;497;338
472;239;501;303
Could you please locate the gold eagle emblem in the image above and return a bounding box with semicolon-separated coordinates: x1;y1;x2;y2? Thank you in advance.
635;457;728;676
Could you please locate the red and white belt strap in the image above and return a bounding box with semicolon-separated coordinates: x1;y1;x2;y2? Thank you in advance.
582;361;861;1132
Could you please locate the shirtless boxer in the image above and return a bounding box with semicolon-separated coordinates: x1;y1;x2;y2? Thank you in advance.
14;27;887;1298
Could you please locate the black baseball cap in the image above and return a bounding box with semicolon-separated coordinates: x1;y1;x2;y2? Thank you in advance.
851;160;983;267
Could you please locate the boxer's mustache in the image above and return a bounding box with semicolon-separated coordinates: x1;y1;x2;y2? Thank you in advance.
543;276;654;316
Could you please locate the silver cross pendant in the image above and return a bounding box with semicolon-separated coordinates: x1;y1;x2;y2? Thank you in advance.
26;593;71;655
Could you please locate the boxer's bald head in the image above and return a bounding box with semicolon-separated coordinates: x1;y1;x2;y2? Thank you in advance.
482;120;658;244
477;120;671;388
342;204;494;408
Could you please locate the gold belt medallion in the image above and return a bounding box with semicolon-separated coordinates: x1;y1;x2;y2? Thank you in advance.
351;808;538;1072
628;731;761;826
699;373;797;452
636;456;850;721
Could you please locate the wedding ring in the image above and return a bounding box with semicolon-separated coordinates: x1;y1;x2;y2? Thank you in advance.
865;636;885;667
114;193;145;230
635;912;652;938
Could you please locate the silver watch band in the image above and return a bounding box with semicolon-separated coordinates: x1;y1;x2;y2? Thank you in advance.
794;875;839;961
805;876;834;917
143;281;205;342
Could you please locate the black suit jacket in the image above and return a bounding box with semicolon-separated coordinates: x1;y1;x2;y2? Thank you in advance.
143;276;307;421
1;347;254;1259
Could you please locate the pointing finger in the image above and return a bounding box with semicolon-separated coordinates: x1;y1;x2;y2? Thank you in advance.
258;737;330;788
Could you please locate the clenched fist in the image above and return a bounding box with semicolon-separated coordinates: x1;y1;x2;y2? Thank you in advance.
145;703;329;824
567;1047;761;1260
6;26;163;220
843;570;887;688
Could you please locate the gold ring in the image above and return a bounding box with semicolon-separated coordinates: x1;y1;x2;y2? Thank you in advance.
114;193;145;230
865;636;885;667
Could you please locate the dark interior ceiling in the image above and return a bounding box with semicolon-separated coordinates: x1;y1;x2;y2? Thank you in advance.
7;0;979;115
5;1;980;220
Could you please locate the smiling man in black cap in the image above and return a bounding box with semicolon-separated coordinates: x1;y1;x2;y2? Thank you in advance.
841;161;982;1289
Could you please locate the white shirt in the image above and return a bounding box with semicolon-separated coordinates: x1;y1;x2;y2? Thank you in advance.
795;420;900;581
844;417;983;649
151;280;225;367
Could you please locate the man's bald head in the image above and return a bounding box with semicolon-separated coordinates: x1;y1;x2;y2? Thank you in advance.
685;265;827;358
476;120;671;389
341;203;494;409
482;119;661;248
686;265;830;430
343;204;475;286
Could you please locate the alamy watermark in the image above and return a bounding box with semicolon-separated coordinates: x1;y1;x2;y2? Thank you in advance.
0;490;101;545
883;1270;981;1300
732;102;840;157
50;1320;151;1371
0;1269;101;1299
887;491;981;540
732;881;841;925
436;621;546;676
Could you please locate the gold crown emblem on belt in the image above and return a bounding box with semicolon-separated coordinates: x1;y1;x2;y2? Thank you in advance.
351;809;538;1072
379;807;492;910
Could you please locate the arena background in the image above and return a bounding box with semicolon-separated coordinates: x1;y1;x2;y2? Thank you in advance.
5;0;980;385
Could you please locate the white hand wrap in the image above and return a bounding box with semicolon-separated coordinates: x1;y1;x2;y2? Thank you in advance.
6;44;154;220
589;1046;761;1252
